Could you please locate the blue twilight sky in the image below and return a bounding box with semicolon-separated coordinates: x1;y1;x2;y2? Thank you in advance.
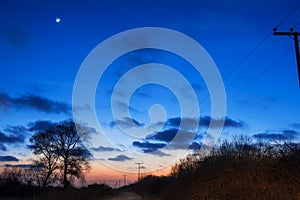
1;0;300;174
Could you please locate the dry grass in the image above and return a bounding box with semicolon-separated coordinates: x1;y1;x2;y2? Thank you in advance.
126;141;300;200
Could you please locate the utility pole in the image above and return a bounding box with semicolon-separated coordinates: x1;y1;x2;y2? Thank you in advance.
135;162;143;181
123;175;127;186
273;27;300;86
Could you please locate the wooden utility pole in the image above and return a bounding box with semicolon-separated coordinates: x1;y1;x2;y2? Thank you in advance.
135;162;143;181
273;27;300;86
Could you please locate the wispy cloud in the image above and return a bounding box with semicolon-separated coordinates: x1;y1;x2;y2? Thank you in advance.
200;116;245;128
0;92;71;114
0;144;7;151
165;116;245;129
4;125;27;135
3;26;30;51
152;116;245;130
261;96;277;103
145;150;170;157
109;117;144;129
112;100;142;114
108;154;132;162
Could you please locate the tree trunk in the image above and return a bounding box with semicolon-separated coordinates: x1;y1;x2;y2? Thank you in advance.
42;171;51;189
63;157;68;189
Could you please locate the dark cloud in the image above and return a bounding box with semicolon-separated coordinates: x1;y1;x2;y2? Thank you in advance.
0;92;71;114
146;128;196;145
132;141;166;152
91;146;121;152
109;117;144;129
108;155;132;162
199;116;245;128
133;138;202;153
0;130;25;143
253;130;299;141
146;129;178;143
133;128;201;152
188;142;202;150
253;133;287;140
28;120;54;132
0;156;19;162
165;117;198;130
113;100;142;114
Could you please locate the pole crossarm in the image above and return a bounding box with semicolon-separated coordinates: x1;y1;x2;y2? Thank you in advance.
135;162;143;181
273;28;300;86
273;31;300;36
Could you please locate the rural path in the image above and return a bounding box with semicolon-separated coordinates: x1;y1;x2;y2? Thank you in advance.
104;192;143;200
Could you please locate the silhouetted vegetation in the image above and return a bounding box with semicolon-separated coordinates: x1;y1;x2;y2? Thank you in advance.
125;137;300;200
1;136;300;199
0;178;115;199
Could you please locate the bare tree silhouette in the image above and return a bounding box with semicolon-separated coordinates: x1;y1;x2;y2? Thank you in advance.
28;120;91;189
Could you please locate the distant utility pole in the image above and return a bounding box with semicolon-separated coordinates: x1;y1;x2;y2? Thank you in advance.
123;175;127;186
135;162;143;181
273;27;300;86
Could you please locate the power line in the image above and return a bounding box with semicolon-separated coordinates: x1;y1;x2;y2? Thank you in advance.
225;38;282;90
197;31;273;108
275;3;300;28
223;32;273;82
292;20;300;28
202;47;293;113
228;48;292;101
199;38;283;111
